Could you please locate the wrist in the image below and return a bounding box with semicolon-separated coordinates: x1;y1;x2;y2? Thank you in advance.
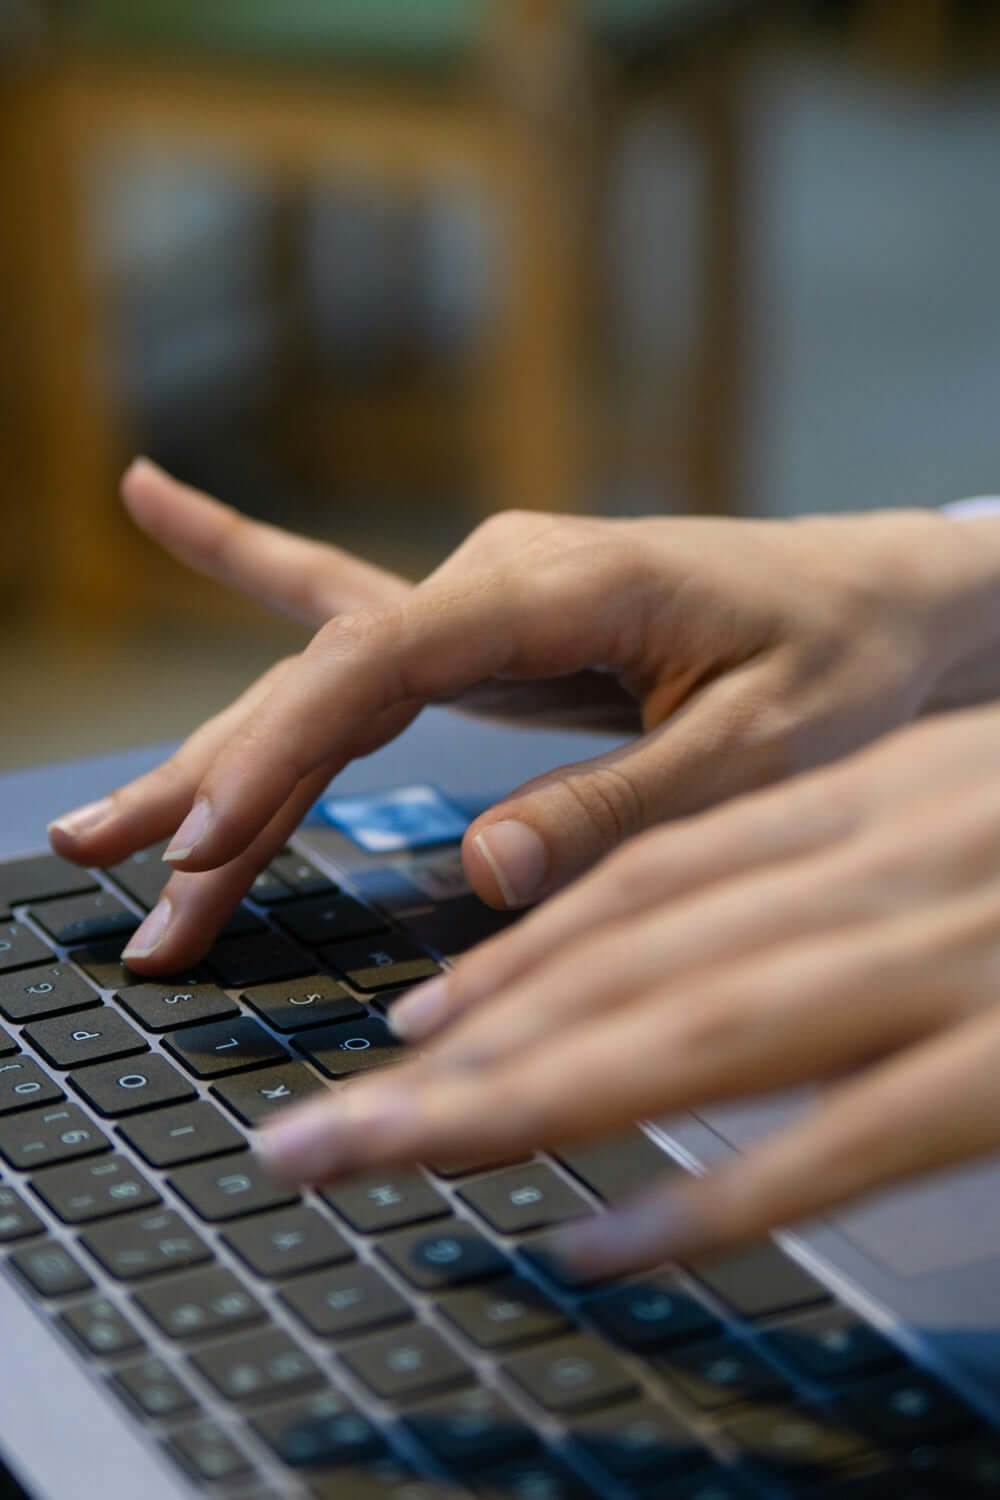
915;502;1000;711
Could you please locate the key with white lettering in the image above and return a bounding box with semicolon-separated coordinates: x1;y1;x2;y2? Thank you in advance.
169;1155;299;1222
135;1267;266;1341
0;1057;64;1114
69;1055;196;1116
24;1006;148;1069
0;921;55;975
0;1102;110;1170
118;1101;246;1168
0;962;101;1023
164;1017;289;1079
211;1062;327;1127
116;981;238;1034
222;1205;353;1279
61;1297;145;1358
82;1207;212;1281
31;1153;160;1224
0;1183;45;1241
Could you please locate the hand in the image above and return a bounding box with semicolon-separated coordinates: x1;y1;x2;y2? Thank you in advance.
49;459;991;973
260;704;1000;1274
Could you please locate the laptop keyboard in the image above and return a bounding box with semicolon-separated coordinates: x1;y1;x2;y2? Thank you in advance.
0;845;998;1500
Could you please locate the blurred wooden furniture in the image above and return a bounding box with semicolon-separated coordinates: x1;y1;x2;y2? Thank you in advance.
5;0;760;634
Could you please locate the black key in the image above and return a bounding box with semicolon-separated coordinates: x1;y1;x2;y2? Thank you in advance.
0;1182;45;1241
30;891;138;947
243;974;365;1034
688;1243;830;1320
82;1207;211;1280
401;896;520;958
342;1325;471;1402
212;1062;327;1127
654;1335;791;1411
0;1101;110;1170
135;1266;266;1340
377;1222;508;1290
252;1389;384;1469
405;1387;536;1470
219;905;268;940
169;1155;298;1222
118;1100;246;1168
112;1355;196;1419
555;1129;684;1206
764;1308;902;1383
476;1454;594;1500
905;1436;1000;1496
438;1274;570;1350
25;1007;148;1069
651;1468;764;1500
503;1334;637;1415
307;1462;457;1500
582;1276;721;1351
271;853;339;898
116;980;238;1033
166;1419;253;1482
0;921;55;974
106;845;169;909
280;1263;411;1339
320;1169;449;1234
274;894;387;948
295;1016;410;1078
208;933;312;988
62;1296;144;1357
321;934;441;992
0;1056;65;1114
457;1164;591;1236
569;1398;703;1481
249;867;296;905
722;1402;871;1481
164;1016;289;1079
836;1370;978;1447
192;1328;323;1403
69;1054;196;1116
0;1023;17;1056
10;1240;93;1296
70;941;208;993
0;854;98;915
0;961;100;1022
222;1205;354;1279
31;1153;159;1224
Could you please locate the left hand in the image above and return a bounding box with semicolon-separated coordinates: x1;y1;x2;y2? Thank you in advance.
260;702;1000;1275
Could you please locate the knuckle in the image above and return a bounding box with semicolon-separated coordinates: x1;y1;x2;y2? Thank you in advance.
558;765;648;850
605;827;674;901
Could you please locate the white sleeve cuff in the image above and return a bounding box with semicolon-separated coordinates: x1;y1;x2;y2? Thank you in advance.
942;495;1000;519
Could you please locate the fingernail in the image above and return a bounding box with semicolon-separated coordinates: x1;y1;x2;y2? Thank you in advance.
164;799;211;862
48;797;114;840
122;897;172;959
390;976;451;1040
474;821;548;908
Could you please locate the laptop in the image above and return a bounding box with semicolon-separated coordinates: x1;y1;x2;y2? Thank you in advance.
0;708;997;1500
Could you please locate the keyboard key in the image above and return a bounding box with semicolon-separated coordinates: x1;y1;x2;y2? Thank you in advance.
270;854;339;898
61;1296;144;1357
568;1398;703;1481
116;980;238;1033
251;1389;384;1469
688;1243;830;1320
651;1468;765;1500
70;941;207;994
219;905;268;940
0;1101;110;1170
248;868;295;905
503;1334;637;1414
81;1207;211;1280
169;1155;299;1222
0;1182;45;1241
401;896;519;959
342;1325;471;1402
192;1328;323;1403
280;1263;411;1339
322;935;441;992
106;846;169;910
69;1055;196;1116
438;1274;570;1351
118;1100;246;1168
212;1062;327;1127
405;1387;536;1470
655;1335;791;1411
0;854;98;915
31;1154;159;1224
243;975;365;1033
476;1454;594;1500
905;1436;1000;1496
164;1016;290;1079
112;1355;197;1419
763;1308;902;1383
208;933;312;988
10;1240;94;1296
24;1007;148;1069
555;1129;685;1206
222;1205;354;1279
0;921;55;974
457;1164;592;1235
30;891;138;947
320;1169;448;1234
135;1266;266;1340
0;1024;16;1056
377;1222;508;1290
582;1276;721;1351
295;1016;411;1078
0;961;100;1022
836;1370;978;1447
274;894;388;947
166;1419;253;1482
0;1056;65;1114
722;1402;871;1481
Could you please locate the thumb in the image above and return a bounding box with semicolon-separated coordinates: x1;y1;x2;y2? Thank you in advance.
463;665;781;908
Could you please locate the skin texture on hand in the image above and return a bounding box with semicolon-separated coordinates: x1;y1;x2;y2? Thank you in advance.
49;460;998;976
259;705;1000;1272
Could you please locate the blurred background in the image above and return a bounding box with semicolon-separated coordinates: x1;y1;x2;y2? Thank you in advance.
2;0;1000;774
